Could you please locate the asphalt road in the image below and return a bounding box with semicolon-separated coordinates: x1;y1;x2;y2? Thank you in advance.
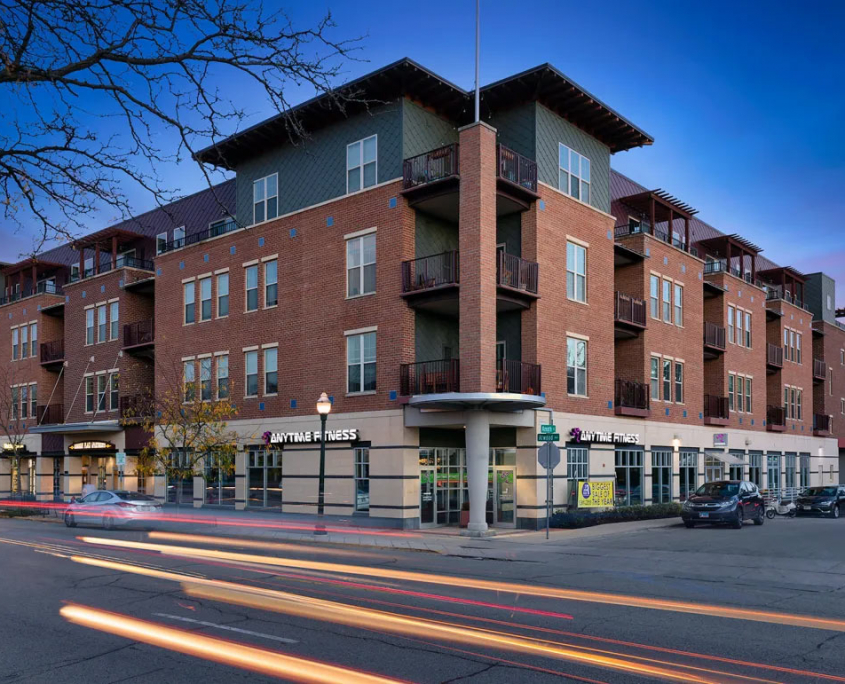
0;514;844;683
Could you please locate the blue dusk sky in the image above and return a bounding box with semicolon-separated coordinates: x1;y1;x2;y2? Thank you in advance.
3;0;844;303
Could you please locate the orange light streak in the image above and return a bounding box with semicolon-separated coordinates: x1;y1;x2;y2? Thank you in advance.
147;531;382;559
59;604;405;684
78;536;845;633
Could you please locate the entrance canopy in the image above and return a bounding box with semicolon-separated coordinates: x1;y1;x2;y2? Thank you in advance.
408;392;546;413
30;420;122;435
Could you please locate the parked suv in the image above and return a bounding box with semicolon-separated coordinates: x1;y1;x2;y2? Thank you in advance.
796;486;845;518
681;480;764;529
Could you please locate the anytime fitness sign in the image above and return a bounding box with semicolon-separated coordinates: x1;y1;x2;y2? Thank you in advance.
570;428;640;445
263;429;359;446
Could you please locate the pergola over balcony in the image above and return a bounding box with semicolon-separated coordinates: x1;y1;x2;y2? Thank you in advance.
758;266;807;308
71;227;149;279
615;189;697;252
2;257;67;303
696;234;762;284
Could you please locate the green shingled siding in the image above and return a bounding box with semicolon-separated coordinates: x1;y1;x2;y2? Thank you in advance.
402;100;458;160
485;103;536;160
415;310;459;362
496;311;522;360
415;212;458;258
496;214;521;257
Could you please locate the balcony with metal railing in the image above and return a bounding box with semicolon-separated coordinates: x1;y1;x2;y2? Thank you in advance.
497;359;541;395
813;413;831;437
0;280;64;306
767;405;786;432
496;251;539;307
813;358;827;382
703;395;730;426
615;379;650;417
123;319;155;357
766;343;783;372
158;218;240;255
614;292;646;338
703;322;726;358
39;340;65;367
36;404;64;425
496;144;538;205
399;359;460;396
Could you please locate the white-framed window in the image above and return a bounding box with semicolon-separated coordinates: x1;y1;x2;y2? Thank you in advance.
650;357;660;400
347;331;376;394
20;385;28;419
109;373;119;411
217;273;229;317
253;174;278;224
244;350;258;397
673;283;683;326
183;281;195;324
184;361;196;402
746;377;752;414
29;383;37;417
566;242;587;303
566;337;587;396
346;234;376;297
841;349;844;365
217;354;229;399
264;347;278;395
736;309;743;348
784;385;789;417
783;327;789;359
354;447;370;512
674;362;683;403
173;226;185;248
10;387;18;420
796;333;802;364
86;308;95;345
20;325;28;359
558;143;591;204
85;377;94;413
797;389;803;420
649;275;659;319
200;357;212;401
29;323;37;357
199;277;212;321
97;374;107;412
245;265;258;312
11;328;18;360
109;302;119;341
662;359;671;402
737;375;744;412
156;232;168;255
789;329;796;361
728;373;735;411
265;260;278;307
744;311;752;348
97;304;107;343
347;135;377;193
662;279;671;323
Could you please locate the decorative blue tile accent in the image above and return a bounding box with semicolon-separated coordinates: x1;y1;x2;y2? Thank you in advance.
259;402;265;411
665;408;670;416
328;395;335;404
739;417;743;424
388;197;397;209
290;399;297;409
22;308;26;315
538;200;545;211
37;305;41;311
81;291;86;299
763;420;766;426
258;237;265;247
389;390;397;401
751;296;754;303
156;268;162;276
751;419;755;426
699;412;703;420
607;230;612;240
21;422;25;430
801;425;804;431
179;261;185;270
66;296;70;303
203;254;209;262
157;411;163;419
290;228;297;238
683;410;688;418
792;424;796;430
698;272;702;280
681;264;686;274
118;279;124;288
100;284;106;293
663;256;668;266
230;246;236;255
645;248;651;257
326;216;334;226
738;290;742;297
540;392;546;399
607;400;613;409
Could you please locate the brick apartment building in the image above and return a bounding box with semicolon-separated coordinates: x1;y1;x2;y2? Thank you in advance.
0;58;841;530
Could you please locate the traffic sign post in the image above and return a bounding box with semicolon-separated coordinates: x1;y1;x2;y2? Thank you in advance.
538;442;561;539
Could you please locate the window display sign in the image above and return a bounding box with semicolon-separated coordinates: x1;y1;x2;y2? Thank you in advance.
577;480;615;508
570;428;640;445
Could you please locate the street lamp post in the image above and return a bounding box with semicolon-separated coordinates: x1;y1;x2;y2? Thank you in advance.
315;392;332;535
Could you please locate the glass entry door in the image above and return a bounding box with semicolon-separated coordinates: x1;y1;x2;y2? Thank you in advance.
494;467;516;527
420;467;435;526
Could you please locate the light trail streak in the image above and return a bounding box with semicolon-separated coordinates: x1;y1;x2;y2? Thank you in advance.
78;535;845;633
59;604;404;683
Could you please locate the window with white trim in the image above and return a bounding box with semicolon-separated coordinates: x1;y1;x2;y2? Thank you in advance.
649;275;659;319
184;282;195;324
650;357;659;400
109;302;118;340
674;362;683;403
347;136;377;193
746;376;752;413
244;351;258;397
97;374;107;412
728;306;735;344
173;226;185;248
566;242;587;303
737;375;744;412
728;373;735;411
347;332;376;394
217;273;229;317
566;337;587;396
200;357;212;401
662;358;671;401
85;377;94;413
736;309;743;349
200;277;212;321
156;232;168;255
245;265;258;312
217;355;229;399
744;311;752;348
797;388;803;420
110;373;119;411
558;143;590;204
662;279;671;322
264;347;278;395
10;387;18;420
20;325;27;359
11;328;18;360
97;304;107;343
673;283;683;326
253;174;278;224
29;383;37;417
184;361;196;402
354;447;370;512
265;260;278;307
346;234;376;297
86;309;95;345
30;323;37;356
20;385;27;419
796;332;802;364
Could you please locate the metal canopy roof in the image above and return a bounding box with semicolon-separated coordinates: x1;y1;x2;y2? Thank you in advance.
72;227;153;250
758;266;807;283
617;189;696;220
2;257;67;275
696;233;762;257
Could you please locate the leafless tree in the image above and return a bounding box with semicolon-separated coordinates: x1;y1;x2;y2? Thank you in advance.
0;363;34;494
0;0;362;253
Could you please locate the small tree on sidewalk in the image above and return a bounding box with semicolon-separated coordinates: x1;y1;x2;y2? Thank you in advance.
0;364;35;497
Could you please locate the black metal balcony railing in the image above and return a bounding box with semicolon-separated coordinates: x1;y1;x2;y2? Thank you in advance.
813;414;831;433
401;251;459;293
40;339;65;364
496;144;538;193
0;281;63;305
119;394;152;420
160;219;240;254
614;292;647;328
118;255;155;271
399;359;460;396
497;251;539;295
614;223;690;253
402;144;459;190
767;405;786;427
704;395;730;420
36;404;64;425
767;342;784;368
765;287;809;311
497;359;541;395
703;259;727;275
123;319;155;348
814;358;827;380
703;321;726;350
615;379;650;412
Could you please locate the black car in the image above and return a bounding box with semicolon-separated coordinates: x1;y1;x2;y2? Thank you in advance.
681;480;764;529
796;485;845;518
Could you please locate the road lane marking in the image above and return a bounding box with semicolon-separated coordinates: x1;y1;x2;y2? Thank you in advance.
153;613;298;644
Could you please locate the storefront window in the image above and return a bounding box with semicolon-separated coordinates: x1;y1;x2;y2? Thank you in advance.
729;451;745;481
354;447;370;512
679;450;697;501
784;453;796;490
52;458;63;501
651;449;672;503
704;453;724;482
566;446;588;507
247;448;282;509
748;452;762;486
205;454;236;506
767;453;781;495
615;448;643;506
166;451;193;504
799;453;810;489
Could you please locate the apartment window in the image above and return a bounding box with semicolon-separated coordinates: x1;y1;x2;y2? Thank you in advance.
673;284;683;326
790;330;796;361
650;275;659;319
784;386;789;417
184;281;195;324
347;135;377;193
566;242;587;303
354;447;370;512
346;234;376;297
744;312;752;348
30;323;37;357
217;355;229;399
783;328;789;359
29;383;37;418
674;362;684;403
197;357;212;401
245;351;258;397
97;305;107;343
729;373;735;411
727;306;735;344
97;375;107;412
797;389;803;420
86;309;95;345
662;359;671;402
652;450;672;504
796;333;802;364
736;310;743;349
20;325;28;359
265;260;278;307
110;373;119;411
841;398;844;415
217;273;229;317
20;385;28;419
650;357;659;400
749;453;762;487
253;174;278;224
199;278;212;321
10;387;18;420
85;377;94;413
347;332;376;394
245;265;258;311
264;348;278;395
566;337;587;396
173;226;185;248
841;349;844;365
156;232;167;255
558;143;591;204
11;328;18;360
184;361;196;402
662;279;671;322
746;377;752;414
737;376;744;412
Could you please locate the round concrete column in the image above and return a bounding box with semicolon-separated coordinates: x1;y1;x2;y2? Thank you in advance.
464;409;490;535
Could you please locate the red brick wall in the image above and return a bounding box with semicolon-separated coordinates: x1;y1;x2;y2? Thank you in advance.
154;180;416;422
765;299;814;432
814;322;845;438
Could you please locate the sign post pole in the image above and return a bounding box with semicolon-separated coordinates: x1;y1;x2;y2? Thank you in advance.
537;433;560;542
546;463;552;539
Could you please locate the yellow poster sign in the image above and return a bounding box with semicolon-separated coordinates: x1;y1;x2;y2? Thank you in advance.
576;480;614;508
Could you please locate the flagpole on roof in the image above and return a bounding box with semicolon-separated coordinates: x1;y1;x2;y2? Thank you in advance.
474;0;480;123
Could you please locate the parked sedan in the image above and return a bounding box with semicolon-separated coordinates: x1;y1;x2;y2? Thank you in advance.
681;480;765;529
796;486;845;518
64;490;162;529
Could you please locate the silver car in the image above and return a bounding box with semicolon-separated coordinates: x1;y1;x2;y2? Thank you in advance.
64;490;162;529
